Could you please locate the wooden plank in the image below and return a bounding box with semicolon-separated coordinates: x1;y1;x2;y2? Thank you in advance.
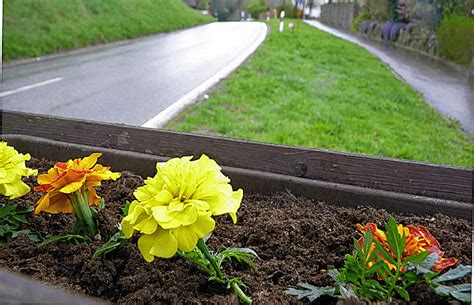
1;110;472;202
2;134;471;220
0;269;105;304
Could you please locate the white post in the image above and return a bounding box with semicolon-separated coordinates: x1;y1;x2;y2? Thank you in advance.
279;10;285;32
303;0;307;20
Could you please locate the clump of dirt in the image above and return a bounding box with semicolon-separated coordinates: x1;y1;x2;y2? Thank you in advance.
0;158;471;304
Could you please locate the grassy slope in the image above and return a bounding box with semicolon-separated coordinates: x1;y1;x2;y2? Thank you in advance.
169;20;473;167
3;0;214;61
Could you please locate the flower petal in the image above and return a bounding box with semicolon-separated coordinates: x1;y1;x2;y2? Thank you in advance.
134;215;158;235
137;234;156;262
147;228;178;259
159;205;198;229
0;180;30;199
46;193;74;213
172;226;198;252
189;213;215;238
59;176;86;194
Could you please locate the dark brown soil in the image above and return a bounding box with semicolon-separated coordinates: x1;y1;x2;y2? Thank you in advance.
0;158;471;304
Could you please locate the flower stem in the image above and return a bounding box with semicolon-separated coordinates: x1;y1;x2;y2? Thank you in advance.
385;261;402;299
197;238;223;279
196;239;252;305
69;189;96;236
231;281;252;305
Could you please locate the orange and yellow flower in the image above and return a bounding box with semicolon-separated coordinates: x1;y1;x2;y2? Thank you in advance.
357;222;457;272
34;153;121;214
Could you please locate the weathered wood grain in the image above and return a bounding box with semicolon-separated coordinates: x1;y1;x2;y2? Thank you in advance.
1;110;472;202
2;134;471;220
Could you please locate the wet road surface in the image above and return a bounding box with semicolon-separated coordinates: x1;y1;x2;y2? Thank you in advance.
305;20;473;134
1;22;266;126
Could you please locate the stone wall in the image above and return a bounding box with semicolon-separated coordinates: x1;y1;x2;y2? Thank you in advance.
320;3;359;29
357;20;438;56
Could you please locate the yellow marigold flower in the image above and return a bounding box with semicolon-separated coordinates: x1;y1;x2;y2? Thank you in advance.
122;154;243;262
34;153;121;214
0;142;37;199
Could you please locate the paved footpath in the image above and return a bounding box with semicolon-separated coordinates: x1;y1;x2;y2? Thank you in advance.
1;22;267;127
305;20;473;134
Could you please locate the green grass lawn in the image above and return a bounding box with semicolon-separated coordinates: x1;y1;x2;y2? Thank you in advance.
3;0;214;61
168;20;473;168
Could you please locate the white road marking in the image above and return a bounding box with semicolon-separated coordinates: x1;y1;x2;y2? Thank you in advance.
0;77;63;98
141;22;268;129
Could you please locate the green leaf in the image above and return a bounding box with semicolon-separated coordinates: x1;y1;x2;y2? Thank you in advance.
402;271;419;283
40;234;90;246
374;239;396;265
362;230;373;258
367;260;384;276
121;201;131;216
0;204;17;218
18;206;34;214
217;247;259;269
338;284;356;299
405;251;430;265
284;283;335;302
367;245;379;262
394;286;410;301
433;265;472;283
450;283;471;292
339;253;363;284
420;253;439;270
12;214;28;224
328;269;340;282
92;231;127;260
178;248;213;275
378;263;393;285
0;204;37;245
385;217;405;262
11;229;32;238
28;234;41;243
366;279;388;293
435;283;471;299
353;237;364;258
98;199;105;210
451;291;471;303
227;276;247;290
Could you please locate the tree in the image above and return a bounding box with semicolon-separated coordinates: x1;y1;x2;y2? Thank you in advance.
211;0;240;20
247;0;269;19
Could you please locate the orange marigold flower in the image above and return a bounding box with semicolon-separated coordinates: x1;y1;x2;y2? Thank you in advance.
34;153;121;214
357;222;457;272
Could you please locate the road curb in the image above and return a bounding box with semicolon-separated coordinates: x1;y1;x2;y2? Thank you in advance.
141;22;268;129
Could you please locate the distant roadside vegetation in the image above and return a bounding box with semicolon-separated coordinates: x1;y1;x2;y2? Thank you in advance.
353;0;472;66
3;0;214;61
437;15;474;66
169;20;473;168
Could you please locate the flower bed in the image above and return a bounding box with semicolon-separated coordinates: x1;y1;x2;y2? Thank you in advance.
0;112;472;303
0;157;471;304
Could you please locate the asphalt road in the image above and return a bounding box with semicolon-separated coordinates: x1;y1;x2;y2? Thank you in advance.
1;22;266;126
306;20;474;134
